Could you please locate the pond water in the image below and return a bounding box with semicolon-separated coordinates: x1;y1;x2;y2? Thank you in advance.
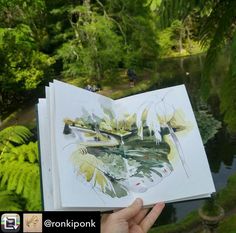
150;53;236;225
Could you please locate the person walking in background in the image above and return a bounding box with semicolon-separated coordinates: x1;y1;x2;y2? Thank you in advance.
127;69;138;87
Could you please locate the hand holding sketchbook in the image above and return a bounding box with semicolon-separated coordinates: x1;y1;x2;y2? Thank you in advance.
37;80;215;211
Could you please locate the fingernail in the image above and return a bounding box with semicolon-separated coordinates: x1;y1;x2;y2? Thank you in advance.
135;198;143;205
156;202;165;208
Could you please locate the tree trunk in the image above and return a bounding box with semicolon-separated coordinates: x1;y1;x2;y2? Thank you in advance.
179;29;183;54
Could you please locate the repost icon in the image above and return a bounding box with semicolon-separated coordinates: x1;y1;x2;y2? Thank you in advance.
1;213;20;232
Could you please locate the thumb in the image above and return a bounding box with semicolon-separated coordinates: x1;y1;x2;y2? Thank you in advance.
114;198;143;220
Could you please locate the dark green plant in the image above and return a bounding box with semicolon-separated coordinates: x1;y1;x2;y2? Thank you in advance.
195;110;221;144
201;197;222;217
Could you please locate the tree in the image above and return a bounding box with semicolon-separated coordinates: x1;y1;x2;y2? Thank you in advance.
0;0;49;50
56;1;123;83
0;0;55;116
0;26;55;115
149;0;236;132
53;0;160;84
104;0;160;68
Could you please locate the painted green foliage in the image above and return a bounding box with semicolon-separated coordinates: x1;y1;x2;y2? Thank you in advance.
65;96;221;198
64;103;177;198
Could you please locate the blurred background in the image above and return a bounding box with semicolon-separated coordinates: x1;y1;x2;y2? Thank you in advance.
0;1;236;232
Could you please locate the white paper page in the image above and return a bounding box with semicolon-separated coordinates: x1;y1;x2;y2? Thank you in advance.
47;84;62;209
38;97;114;211
53;80;133;208
37;99;54;210
114;85;215;205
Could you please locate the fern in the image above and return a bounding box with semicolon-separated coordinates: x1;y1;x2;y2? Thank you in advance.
0;125;32;145
0;188;25;211
0;139;42;211
2;142;39;163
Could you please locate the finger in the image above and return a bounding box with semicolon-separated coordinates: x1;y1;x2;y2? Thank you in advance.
114;198;143;220
132;208;149;224
101;214;109;223
140;202;165;232
113;208;121;213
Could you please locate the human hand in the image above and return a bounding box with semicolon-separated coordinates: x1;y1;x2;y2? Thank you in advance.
101;198;165;233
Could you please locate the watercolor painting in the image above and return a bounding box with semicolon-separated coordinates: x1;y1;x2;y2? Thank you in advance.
62;90;193;198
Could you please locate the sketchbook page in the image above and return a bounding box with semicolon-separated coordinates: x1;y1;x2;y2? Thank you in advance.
167;193;211;203
52;80;133;208
47;84;62;210
37;99;54;210
114;85;215;205
143;194;211;209
38;96;109;211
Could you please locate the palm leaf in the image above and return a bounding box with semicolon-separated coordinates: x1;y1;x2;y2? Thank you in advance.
70;147;128;198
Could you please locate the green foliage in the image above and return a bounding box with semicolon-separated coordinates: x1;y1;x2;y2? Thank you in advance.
0;158;41;210
0;0;47;48
217;172;236;211
0;25;54;85
158;0;236;132
0;0;55;116
199;0;236;97
57;5;123;82
0;25;55;114
158;0;210;28
220;31;236;133
55;0;159;84
217;215;236;233
118;0;160;68
145;0;162;12
194;110;221;144
201;197;222;216
0;188;25;211
149;211;200;233
0;125;32;145
0;126;42;211
157;19;197;57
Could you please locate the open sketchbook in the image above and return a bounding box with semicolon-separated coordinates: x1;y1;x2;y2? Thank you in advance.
37;80;215;211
